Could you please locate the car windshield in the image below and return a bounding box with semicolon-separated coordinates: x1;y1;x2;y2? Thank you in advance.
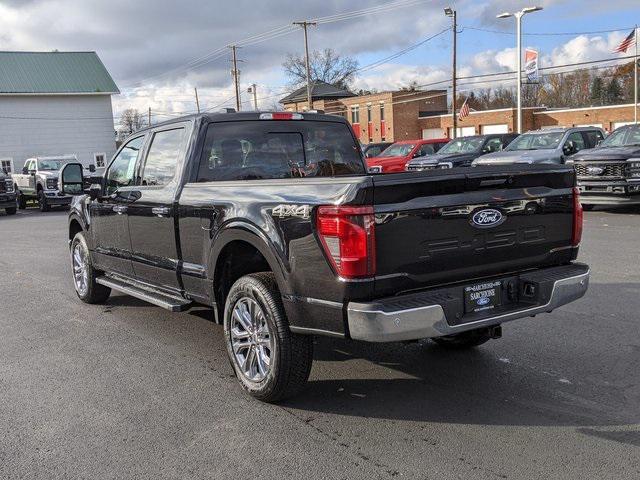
600;126;640;147
38;159;67;170
379;143;415;157
506;132;564;151
438;137;484;154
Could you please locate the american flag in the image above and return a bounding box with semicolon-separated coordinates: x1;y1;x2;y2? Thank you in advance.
613;28;637;54
458;98;470;121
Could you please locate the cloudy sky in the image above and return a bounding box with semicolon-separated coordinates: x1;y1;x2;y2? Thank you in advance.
0;0;638;124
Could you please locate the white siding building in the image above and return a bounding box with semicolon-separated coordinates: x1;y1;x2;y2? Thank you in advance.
0;51;119;174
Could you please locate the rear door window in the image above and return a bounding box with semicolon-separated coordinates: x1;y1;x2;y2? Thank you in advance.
140;127;186;187
197;121;365;182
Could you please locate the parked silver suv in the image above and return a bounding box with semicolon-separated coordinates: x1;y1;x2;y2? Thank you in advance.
472;127;605;166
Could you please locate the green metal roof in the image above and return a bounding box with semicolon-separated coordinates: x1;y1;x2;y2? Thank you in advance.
0;51;119;94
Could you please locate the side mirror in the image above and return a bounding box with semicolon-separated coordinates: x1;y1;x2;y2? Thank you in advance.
59;162;85;195
89;164;96;173
89;183;102;201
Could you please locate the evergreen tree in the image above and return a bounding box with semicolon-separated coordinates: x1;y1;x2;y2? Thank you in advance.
605;78;623;104
590;76;604;106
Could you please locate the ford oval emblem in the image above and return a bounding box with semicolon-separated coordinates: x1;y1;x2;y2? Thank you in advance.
471;208;505;228
477;297;491;306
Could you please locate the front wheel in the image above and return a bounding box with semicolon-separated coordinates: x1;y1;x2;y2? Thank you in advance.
16;189;26;209
70;231;111;304
582;204;595;211
38;190;50;212
224;272;313;402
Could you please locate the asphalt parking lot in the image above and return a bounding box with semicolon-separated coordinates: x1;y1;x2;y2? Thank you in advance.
1;206;639;479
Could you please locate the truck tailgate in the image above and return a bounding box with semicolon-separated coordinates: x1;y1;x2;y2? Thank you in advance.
371;165;577;297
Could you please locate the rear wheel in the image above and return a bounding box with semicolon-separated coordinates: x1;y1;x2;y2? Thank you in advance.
5;207;16;215
70;231;111;304
431;326;500;349
582;204;595;211
38;189;50;212
224;272;313;402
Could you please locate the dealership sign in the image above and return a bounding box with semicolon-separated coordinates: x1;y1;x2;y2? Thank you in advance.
525;48;539;83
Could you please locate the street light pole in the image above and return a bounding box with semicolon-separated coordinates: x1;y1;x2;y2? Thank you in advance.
445;7;457;139
497;6;543;134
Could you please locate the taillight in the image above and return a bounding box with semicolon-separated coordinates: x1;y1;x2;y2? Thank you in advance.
572;187;583;246
316;205;376;279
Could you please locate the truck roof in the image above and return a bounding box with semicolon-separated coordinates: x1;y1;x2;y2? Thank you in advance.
134;110;350;134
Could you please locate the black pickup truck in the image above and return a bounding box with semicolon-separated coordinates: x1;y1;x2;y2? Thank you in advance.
571;124;640;208
60;111;589;402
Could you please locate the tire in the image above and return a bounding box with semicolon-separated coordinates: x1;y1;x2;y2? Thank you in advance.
38;189;50;212
16;189;26;209
582;204;595;211
223;272;313;403
70;231;111;304
5;207;16;215
431;326;498;349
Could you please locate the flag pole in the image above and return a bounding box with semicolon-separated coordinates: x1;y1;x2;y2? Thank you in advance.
635;24;638;124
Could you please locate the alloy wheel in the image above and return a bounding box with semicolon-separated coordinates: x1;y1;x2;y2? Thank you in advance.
72;241;89;296
230;297;273;382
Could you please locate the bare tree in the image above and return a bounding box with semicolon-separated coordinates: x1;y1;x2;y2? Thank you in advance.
283;48;358;89
117;108;147;142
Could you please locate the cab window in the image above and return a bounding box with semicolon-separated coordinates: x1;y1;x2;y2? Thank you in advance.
566;132;586;152
105;136;145;195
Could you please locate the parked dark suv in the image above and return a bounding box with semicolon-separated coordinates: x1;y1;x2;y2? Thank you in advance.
406;134;519;171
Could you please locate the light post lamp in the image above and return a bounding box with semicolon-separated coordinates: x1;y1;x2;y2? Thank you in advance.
497;6;543;133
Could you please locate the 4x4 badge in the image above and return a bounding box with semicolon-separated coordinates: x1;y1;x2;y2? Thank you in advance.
272;204;311;219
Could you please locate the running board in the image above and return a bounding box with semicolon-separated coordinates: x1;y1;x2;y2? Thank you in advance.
96;276;192;312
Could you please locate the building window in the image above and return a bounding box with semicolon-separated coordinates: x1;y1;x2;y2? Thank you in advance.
351;106;360;124
379;102;385;121
1;158;13;174
94;153;106;168
367;104;372;122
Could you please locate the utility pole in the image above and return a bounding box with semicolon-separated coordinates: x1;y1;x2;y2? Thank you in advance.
445;8;457;138
148;107;151;126
229;45;241;111
248;84;258;110
497;6;543;133
293;21;317;111
194;87;201;113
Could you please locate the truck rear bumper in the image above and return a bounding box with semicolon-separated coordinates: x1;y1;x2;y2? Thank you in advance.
347;263;589;342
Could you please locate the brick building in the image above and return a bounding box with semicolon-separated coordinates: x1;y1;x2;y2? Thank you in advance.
281;87;447;143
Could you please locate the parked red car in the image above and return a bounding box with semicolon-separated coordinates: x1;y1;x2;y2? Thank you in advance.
366;138;450;173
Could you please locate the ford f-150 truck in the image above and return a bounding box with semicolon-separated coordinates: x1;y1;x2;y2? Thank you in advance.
12;155;95;212
59;111;589;402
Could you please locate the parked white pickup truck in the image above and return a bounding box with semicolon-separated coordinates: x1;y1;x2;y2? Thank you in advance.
12;155;95;212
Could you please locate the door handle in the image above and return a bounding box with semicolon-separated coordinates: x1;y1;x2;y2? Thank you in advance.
152;206;171;217
113;205;127;214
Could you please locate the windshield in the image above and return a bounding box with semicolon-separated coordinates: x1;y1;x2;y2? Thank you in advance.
506;132;564;151
438;137;484;154
601;126;640;147
38;159;68;170
379;143;415;157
